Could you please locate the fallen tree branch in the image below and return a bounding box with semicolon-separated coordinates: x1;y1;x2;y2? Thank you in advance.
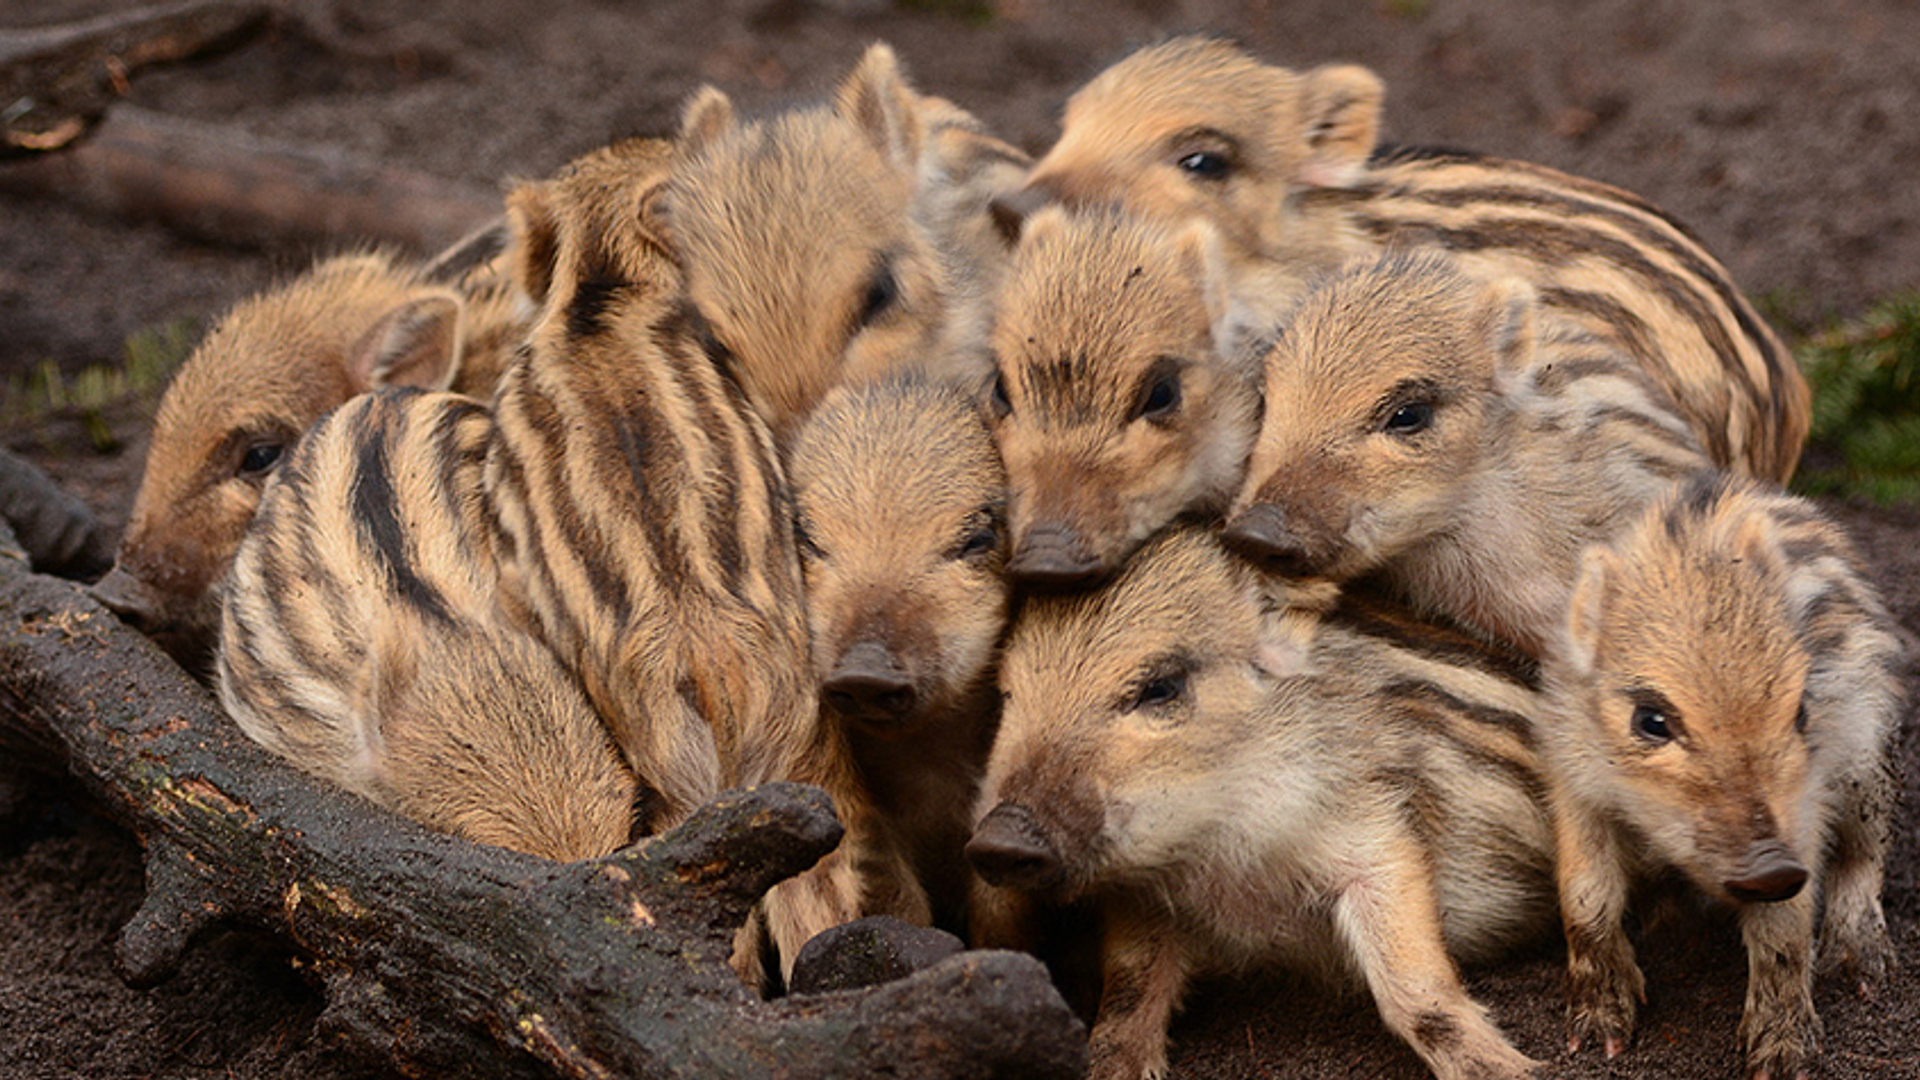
0;104;504;253
0;523;1086;1079
0;447;114;581
0;1;268;156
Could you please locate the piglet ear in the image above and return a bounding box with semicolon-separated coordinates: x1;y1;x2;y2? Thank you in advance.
679;84;736;153
1247;575;1331;682
1297;64;1384;189
1563;545;1615;678
1478;274;1538;381
1015;202;1071;252
634;176;675;256
505;179;562;310
834;42;924;173
348;291;464;393
1171;218;1231;330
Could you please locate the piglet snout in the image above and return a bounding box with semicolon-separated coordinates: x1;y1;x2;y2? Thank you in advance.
823;641;917;724
967;802;1066;892
1724;838;1808;903
1221;503;1317;578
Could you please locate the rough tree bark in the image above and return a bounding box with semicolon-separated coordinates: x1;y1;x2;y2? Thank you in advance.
0;524;1087;1079
0;1;269;156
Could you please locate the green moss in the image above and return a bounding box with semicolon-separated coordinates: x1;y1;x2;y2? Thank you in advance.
1792;293;1920;504
2;316;199;452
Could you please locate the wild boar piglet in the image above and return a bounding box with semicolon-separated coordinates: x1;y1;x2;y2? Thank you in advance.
791;377;1009;931
1542;470;1902;1079
219;388;634;863
486;135;864;985
970;527;1558;1080
989;204;1258;588
1224;248;1707;656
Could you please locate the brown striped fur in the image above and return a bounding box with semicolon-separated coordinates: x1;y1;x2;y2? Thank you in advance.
1542;472;1903;1078
658;44;993;446
218;388;635;863
1002;35;1807;482
972;528;1556;1080
94;238;530;672
484;137;863;982
790;378;1009;933
1225;249;1708;657
987;204;1258;586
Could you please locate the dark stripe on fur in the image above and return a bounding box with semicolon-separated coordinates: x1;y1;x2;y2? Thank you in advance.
1332;587;1542;691
1380;678;1539;751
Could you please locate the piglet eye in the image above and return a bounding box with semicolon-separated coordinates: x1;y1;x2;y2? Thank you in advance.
1133;359;1183;424
238;441;285;478
956;526;999;561
1132;670;1187;711
1631;704;1674;744
858;265;899;328
1176;151;1230;180
795;517;825;560
1383;401;1434;436
989;371;1012;419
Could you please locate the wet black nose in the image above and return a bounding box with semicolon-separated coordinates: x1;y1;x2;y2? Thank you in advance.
1008;525;1105;589
1724;839;1809;903
1220;504;1316;578
823;642;917;724
966;802;1066;892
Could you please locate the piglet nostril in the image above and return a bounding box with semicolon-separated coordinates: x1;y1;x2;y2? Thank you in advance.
966;802;1066;892
823;641;917;723
1008;524;1105;589
1724;839;1809;903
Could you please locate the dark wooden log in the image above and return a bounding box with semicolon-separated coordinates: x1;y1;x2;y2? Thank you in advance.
0;1;268;156
0;522;1087;1080
0;105;504;254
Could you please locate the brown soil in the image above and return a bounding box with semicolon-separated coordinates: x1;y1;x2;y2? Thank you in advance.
1;1;1915;1077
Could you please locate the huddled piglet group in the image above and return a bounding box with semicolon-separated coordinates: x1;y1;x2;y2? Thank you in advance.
96;34;1898;1080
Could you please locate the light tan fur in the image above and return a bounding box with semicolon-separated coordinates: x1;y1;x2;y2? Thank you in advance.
659;44;993;446
94;237;529;671
1541;472;1903;1078
1226;249;1708;656
218;389;634;863
973;528;1557;1080
907;87;1034;349
988;205;1256;585
789;378;1009;933
1005;35;1807;483
484;137;864;984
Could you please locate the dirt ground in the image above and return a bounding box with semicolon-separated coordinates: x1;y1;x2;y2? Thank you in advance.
2;0;1917;1077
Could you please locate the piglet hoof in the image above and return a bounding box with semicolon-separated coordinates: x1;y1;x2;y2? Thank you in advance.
1738;991;1820;1080
1564;964;1641;1059
787;915;965;995
1816;913;1893;1000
